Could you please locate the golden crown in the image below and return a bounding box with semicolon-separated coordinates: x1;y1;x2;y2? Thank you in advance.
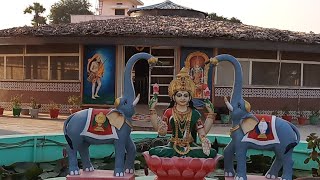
168;67;196;98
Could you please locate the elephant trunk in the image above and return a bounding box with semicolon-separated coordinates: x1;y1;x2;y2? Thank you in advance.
124;52;156;104
212;54;243;106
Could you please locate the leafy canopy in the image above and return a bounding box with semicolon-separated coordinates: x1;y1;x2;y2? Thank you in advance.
208;13;242;23
49;0;93;24
24;2;47;26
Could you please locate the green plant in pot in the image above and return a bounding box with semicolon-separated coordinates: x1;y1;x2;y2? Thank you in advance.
0;104;4;116
11;94;22;117
297;111;307;125
30;97;41;118
49;101;60;119
281;106;293;122
309;110;320;125
304;133;320;177
67;95;82;114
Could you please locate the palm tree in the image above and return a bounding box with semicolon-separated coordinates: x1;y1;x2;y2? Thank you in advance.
24;2;47;26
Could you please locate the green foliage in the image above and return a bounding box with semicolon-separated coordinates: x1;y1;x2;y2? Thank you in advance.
304;133;320;177
10;94;22;109
23;2;47;26
67;95;82;107
30;97;41;109
49;0;93;24
207;13;242;23
49;101;60;110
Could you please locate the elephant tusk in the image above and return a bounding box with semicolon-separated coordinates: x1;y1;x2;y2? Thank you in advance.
225;100;233;112
133;94;140;106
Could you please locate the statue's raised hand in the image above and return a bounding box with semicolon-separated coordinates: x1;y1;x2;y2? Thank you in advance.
204;99;214;114
148;94;158;110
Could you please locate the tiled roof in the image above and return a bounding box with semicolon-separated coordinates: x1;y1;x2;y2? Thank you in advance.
128;0;206;14
0;16;319;44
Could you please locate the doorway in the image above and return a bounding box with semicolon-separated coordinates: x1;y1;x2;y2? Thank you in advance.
125;46;150;104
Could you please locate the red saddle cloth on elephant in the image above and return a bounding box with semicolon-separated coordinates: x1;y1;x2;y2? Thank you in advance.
80;108;118;140
241;115;280;146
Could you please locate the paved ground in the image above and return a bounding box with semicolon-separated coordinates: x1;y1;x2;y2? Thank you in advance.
0;105;319;140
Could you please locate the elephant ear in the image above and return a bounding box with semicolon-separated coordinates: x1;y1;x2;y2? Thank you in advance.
107;111;124;130
240;117;258;135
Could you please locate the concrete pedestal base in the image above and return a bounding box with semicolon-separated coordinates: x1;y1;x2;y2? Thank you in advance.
225;175;279;180
66;170;135;180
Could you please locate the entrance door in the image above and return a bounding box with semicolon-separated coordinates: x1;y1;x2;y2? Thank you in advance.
125;46;150;104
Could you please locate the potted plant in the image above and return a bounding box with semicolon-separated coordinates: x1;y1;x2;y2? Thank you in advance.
297;111;307;125
0;105;4;116
67;95;82;114
309;110;320;125
30;97;41;118
304;133;320;178
281;106;293;122
49;101;60;119
10;94;22;117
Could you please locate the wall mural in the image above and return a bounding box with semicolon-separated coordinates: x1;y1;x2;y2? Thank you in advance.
83;45;116;105
181;48;214;106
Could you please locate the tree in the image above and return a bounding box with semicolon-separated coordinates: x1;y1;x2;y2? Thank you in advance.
24;2;47;26
208;13;242;23
49;0;93;24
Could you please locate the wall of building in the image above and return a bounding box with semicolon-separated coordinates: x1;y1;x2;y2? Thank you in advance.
101;0;138;16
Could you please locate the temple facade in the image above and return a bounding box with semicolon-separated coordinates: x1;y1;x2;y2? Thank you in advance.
0;0;319;118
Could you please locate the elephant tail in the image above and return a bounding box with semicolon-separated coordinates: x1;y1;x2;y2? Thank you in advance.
63;114;76;150
285;122;301;154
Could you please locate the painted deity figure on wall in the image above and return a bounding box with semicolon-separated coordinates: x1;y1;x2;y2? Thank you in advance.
190;64;204;98
148;68;217;158
87;54;105;99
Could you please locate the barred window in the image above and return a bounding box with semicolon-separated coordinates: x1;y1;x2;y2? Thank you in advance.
24;56;48;80
6;56;24;80
50;56;79;80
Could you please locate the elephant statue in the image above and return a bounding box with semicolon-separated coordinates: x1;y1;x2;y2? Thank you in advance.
209;54;300;180
63;52;157;176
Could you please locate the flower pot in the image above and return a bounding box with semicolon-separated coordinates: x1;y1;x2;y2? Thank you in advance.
282;115;293;122
49;109;59;119
30;108;39;118
0;107;4;116
69;108;81;114
220;114;230;124
309;115;320;125
297;117;307;125
12;108;22;117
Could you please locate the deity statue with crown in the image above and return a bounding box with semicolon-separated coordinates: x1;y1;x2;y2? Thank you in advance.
143;68;221;180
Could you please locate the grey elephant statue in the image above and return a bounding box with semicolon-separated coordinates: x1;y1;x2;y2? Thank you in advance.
209;54;300;180
63;52;157;176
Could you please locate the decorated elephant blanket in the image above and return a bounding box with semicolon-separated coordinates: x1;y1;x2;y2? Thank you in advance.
80;108;119;140
241;115;280;145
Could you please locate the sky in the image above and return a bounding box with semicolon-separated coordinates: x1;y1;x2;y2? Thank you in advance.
0;0;319;34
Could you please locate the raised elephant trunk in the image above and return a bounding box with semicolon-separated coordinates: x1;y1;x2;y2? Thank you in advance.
211;54;243;107
123;53;156;104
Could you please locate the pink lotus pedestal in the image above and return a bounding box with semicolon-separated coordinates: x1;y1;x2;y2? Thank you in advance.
66;170;135;180
143;152;222;180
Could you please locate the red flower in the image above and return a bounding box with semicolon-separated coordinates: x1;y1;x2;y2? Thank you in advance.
153;83;159;94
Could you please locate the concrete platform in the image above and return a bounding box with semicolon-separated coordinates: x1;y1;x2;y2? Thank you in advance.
66;170;134;180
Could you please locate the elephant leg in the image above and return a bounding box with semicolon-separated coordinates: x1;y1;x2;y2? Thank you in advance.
79;142;94;172
281;149;294;180
265;151;283;179
125;137;136;174
67;145;80;175
223;142;235;177
114;139;126;176
235;146;248;180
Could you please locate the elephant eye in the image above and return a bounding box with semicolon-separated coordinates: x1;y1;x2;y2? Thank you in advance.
238;103;241;109
124;100;127;105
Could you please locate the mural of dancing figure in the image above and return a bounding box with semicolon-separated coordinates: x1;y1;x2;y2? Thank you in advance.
87;54;105;99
